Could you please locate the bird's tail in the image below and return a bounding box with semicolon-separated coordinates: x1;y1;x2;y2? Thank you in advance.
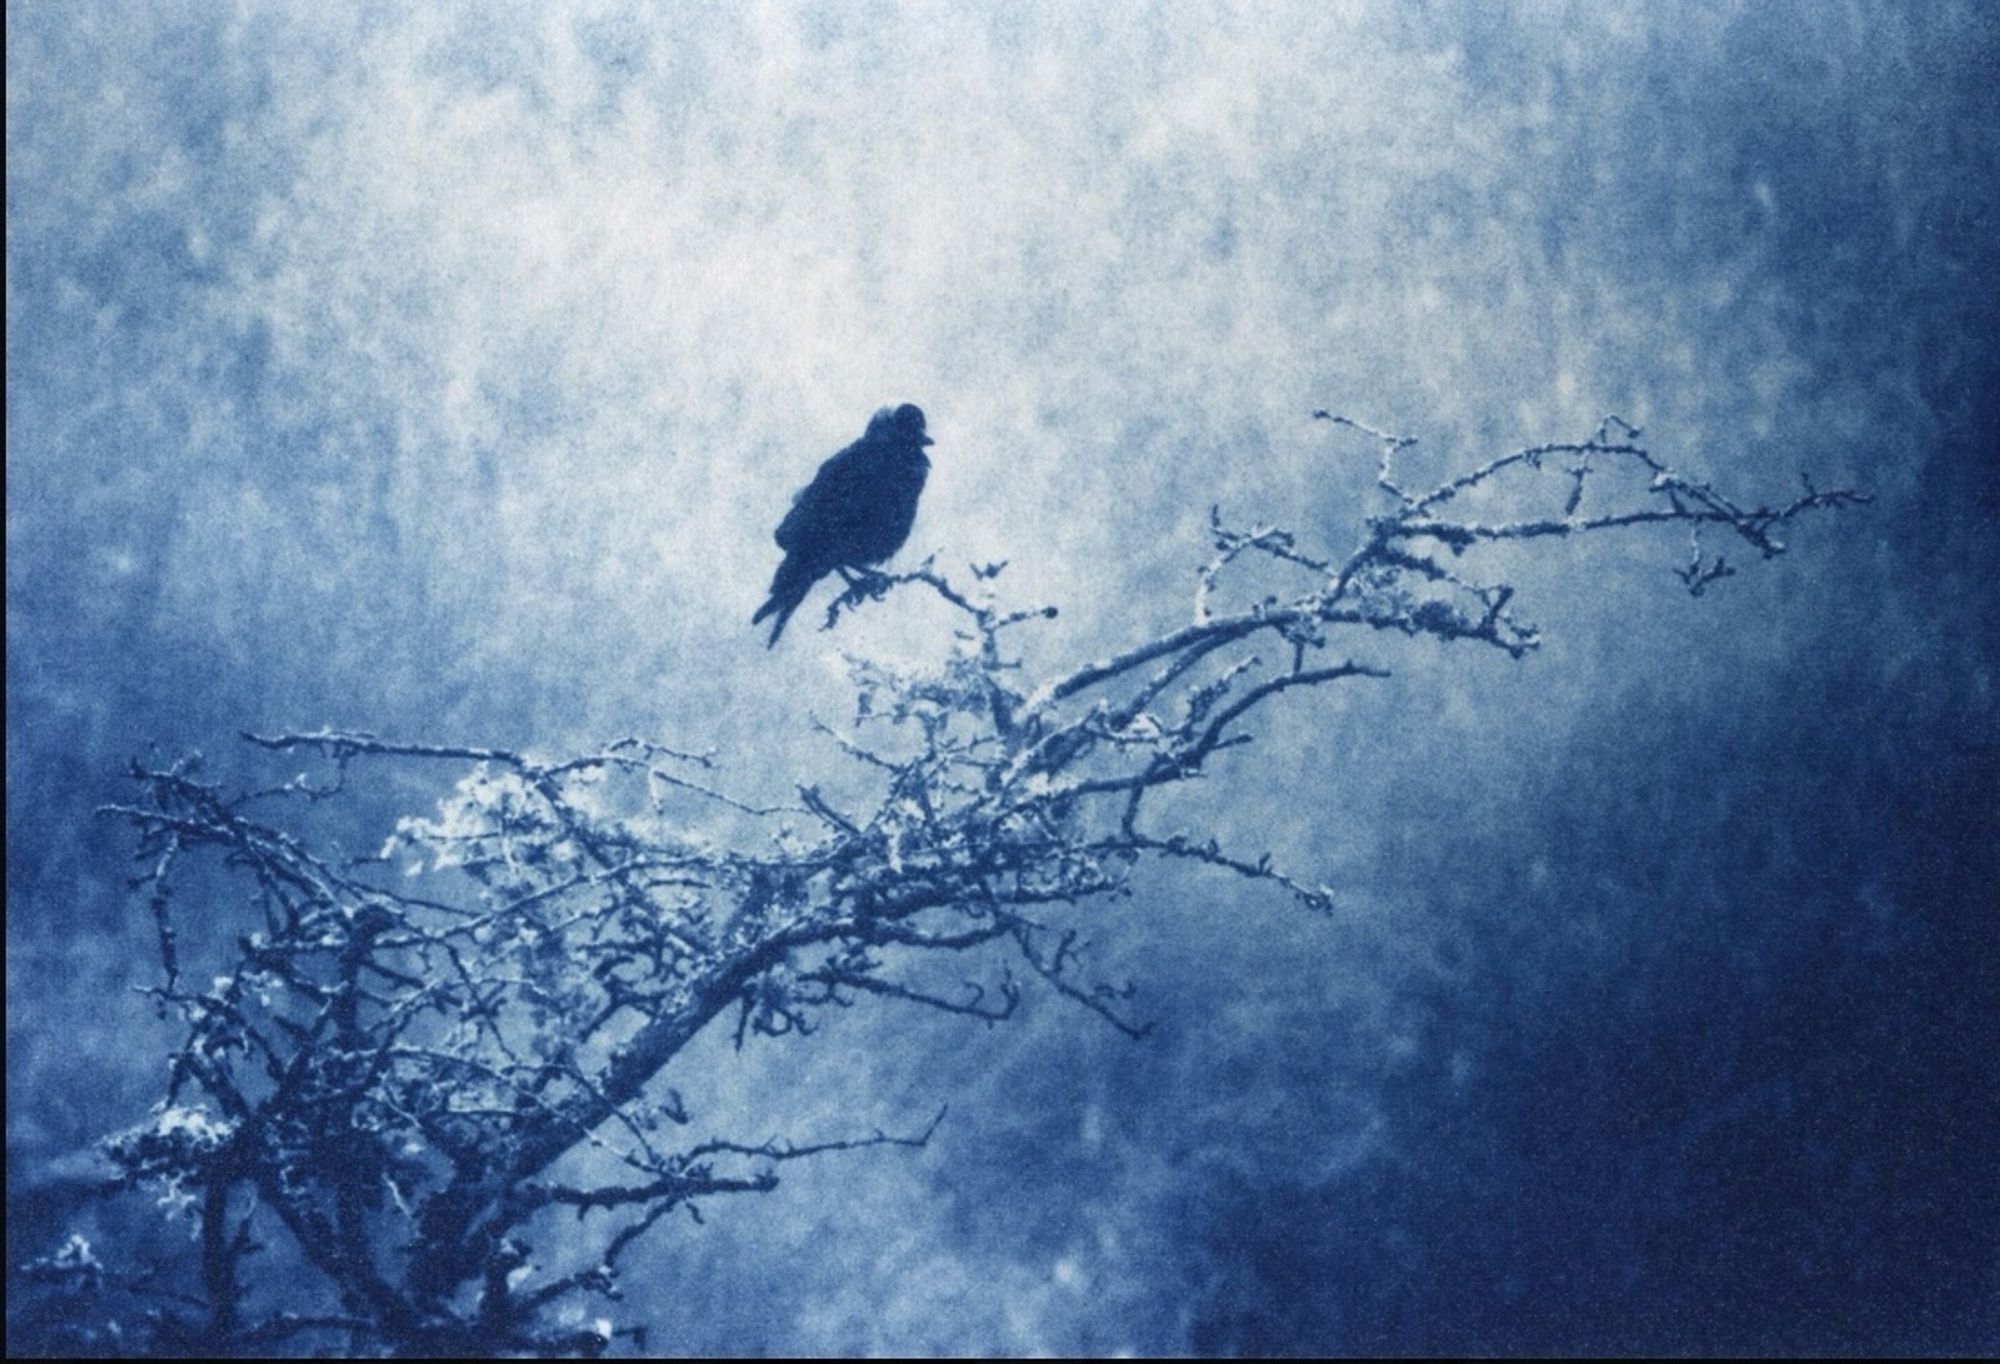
753;595;803;647
752;558;815;647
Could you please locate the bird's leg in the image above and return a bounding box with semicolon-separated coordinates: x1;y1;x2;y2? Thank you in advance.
839;566;894;599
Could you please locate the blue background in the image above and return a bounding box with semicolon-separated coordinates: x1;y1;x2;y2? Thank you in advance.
8;1;1996;1353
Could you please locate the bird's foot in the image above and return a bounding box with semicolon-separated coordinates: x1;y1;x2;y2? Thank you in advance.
821;567;900;634
838;567;894;598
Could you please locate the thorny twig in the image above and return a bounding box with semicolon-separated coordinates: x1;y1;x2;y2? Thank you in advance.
75;412;1858;1353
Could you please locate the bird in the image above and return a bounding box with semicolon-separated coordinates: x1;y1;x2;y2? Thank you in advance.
752;403;935;646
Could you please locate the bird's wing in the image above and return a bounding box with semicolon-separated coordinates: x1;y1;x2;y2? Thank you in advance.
774;444;874;552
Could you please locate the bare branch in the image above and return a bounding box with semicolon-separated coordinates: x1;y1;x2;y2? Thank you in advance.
71;410;1859;1354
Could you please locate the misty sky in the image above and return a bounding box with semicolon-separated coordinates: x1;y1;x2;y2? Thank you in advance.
8;1;1996;1355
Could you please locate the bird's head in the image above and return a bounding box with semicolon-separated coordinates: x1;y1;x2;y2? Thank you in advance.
870;403;934;447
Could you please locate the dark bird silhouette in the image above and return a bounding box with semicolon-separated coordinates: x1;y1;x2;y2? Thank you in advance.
752;403;935;646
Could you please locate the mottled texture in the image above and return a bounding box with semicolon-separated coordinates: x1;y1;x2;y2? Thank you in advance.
7;0;1996;1354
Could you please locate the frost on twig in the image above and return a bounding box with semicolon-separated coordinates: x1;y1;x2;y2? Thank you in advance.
68;414;1858;1354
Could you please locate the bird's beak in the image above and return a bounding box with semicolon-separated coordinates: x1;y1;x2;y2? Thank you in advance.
921;434;935;446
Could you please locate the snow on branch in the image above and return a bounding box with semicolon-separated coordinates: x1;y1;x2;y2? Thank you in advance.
73;413;1859;1353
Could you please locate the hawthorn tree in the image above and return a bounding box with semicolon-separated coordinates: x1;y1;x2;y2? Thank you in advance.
17;415;1859;1354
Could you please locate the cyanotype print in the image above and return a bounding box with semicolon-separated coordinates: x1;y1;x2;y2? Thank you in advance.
8;3;1995;1355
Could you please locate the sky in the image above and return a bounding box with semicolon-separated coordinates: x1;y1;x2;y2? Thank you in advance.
7;0;1997;1354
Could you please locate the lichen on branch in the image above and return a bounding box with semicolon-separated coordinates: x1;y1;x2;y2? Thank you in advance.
84;414;1860;1353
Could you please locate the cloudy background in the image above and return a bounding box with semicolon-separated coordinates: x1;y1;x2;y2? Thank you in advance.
7;0;1996;1353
